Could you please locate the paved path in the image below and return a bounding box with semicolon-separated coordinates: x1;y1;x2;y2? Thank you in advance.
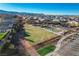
46;32;76;56
20;38;39;56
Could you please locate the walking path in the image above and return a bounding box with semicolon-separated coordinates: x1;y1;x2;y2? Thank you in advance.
20;37;39;56
46;32;76;56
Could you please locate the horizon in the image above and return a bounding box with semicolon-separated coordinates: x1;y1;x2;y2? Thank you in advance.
0;9;79;16
0;3;79;15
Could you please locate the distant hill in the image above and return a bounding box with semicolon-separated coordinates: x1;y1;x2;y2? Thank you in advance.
0;10;44;16
0;10;78;16
0;10;18;14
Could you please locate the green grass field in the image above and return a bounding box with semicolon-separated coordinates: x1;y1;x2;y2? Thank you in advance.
24;24;56;45
0;32;7;40
37;44;56;56
52;28;62;32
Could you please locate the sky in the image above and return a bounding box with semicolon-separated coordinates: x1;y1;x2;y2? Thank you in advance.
0;3;79;15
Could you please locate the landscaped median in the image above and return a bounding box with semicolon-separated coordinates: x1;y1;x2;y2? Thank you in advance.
37;44;56;56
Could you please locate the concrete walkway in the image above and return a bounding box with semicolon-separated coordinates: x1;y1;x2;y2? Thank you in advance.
46;32;76;56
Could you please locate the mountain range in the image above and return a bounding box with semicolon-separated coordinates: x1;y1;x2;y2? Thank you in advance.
0;10;44;16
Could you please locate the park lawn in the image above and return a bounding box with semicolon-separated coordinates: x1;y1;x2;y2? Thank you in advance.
52;28;62;32
37;44;56;56
24;24;56;45
0;32;7;40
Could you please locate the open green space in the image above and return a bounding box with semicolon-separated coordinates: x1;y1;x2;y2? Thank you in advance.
24;24;56;45
47;27;63;33
52;28;62;32
37;44;56;56
0;32;7;40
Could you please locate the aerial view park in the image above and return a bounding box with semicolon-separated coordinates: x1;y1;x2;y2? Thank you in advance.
0;3;79;56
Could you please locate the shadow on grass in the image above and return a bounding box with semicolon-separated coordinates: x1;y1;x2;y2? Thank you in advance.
23;31;34;42
26;38;34;42
23;31;30;37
